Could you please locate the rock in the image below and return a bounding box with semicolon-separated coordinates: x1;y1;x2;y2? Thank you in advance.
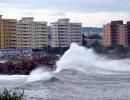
0;57;56;75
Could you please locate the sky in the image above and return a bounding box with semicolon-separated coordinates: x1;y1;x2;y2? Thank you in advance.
0;0;130;27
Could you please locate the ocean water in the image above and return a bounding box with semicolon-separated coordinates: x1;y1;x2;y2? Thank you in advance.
1;43;130;100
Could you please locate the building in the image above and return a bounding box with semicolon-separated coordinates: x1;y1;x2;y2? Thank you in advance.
17;17;48;49
103;21;128;47
0;15;17;49
103;24;112;47
50;18;82;47
127;22;130;46
117;24;127;47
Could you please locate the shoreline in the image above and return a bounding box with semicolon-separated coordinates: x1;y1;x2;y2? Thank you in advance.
0;56;57;75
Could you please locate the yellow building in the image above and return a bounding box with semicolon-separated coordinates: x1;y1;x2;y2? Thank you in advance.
0;15;17;48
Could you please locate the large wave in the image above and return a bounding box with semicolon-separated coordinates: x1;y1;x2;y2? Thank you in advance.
1;43;130;83
56;43;130;74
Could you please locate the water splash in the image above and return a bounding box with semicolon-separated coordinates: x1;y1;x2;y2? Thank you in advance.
0;75;27;81
26;67;54;83
0;51;7;63
1;43;130;83
0;60;7;63
0;67;54;83
56;43;130;74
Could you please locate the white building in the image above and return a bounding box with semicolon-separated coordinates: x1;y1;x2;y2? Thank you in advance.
17;17;48;49
50;19;82;47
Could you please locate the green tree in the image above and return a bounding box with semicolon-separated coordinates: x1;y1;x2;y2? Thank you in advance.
90;41;105;53
88;35;101;39
114;45;129;54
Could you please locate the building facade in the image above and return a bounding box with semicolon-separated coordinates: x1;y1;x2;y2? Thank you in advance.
103;24;112;47
117;24;127;47
127;22;130;46
0;15;17;49
50;19;82;47
17;17;48;49
103;21;128;47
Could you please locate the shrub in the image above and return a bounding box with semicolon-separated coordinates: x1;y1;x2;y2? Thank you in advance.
0;88;24;100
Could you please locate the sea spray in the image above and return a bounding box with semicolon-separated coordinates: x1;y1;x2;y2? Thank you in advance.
56;43;130;74
0;67;54;83
0;60;7;63
0;75;27;81
1;43;130;83
26;67;54;83
56;43;98;73
0;51;8;63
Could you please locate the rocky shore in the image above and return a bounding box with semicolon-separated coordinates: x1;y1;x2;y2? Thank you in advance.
0;56;58;75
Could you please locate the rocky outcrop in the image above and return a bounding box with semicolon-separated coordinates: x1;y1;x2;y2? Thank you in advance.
0;58;57;75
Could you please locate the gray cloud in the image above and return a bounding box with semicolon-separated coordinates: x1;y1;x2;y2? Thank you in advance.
0;0;130;27
50;12;66;16
0;0;129;12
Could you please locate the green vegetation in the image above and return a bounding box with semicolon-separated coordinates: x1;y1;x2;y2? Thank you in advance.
0;88;24;100
106;45;129;54
90;41;105;54
82;34;129;55
89;41;130;56
42;41;130;58
88;35;101;39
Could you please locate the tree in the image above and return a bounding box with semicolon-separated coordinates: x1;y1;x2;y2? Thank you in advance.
82;39;87;46
90;41;105;53
107;45;115;50
88;35;101;39
114;45;129;54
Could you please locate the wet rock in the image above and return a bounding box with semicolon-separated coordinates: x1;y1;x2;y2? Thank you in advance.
0;57;56;75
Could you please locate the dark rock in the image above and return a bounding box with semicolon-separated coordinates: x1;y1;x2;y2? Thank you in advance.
0;58;56;75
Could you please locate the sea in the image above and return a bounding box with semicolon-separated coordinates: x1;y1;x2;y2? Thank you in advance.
0;43;130;100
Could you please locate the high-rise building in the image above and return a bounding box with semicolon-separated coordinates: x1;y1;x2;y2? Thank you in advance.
17;17;48;49
103;24;111;47
50;18;82;47
127;22;130;46
103;21;128;47
117;24;127;47
0;15;17;49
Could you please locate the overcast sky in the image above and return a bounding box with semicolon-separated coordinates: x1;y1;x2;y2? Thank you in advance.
0;0;130;27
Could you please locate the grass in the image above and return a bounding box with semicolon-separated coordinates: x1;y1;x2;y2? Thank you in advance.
0;88;24;100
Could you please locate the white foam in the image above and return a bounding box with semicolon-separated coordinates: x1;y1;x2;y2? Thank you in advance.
1;43;130;83
26;67;54;83
0;75;27;81
56;43;130;74
0;67;54;83
0;60;7;63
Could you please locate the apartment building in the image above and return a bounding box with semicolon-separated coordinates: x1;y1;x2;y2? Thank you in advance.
51;19;82;47
103;21;128;47
117;24;127;47
0;15;17;49
103;24;111;47
127;22;130;46
17;17;48;49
